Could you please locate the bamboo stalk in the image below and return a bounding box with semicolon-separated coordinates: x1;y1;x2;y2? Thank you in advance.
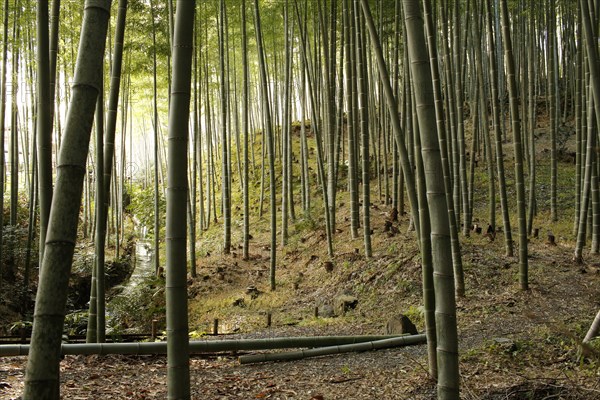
238;334;426;364
0;335;418;357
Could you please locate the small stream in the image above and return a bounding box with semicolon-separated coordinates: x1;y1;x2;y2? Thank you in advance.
104;237;157;334
124;219;155;292
118;239;155;297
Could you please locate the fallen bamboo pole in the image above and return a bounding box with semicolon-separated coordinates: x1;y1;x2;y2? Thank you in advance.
0;335;413;357
238;334;427;364
584;309;600;343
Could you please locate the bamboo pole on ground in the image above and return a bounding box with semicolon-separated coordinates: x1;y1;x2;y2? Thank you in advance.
0;335;421;357
238;334;427;364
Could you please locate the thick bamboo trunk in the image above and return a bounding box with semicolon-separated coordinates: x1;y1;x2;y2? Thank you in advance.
401;0;460;397
23;2;112;398
166;0;196;397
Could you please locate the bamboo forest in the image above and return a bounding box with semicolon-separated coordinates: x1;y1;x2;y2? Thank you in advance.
0;0;600;399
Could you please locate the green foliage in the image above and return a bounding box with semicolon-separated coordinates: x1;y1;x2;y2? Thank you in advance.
106;276;165;334
386;241;399;255
126;183;165;238
188;329;208;339
64;311;89;336
404;305;424;329
580;338;600;371
1;224;32;270
340;365;352;374
9;320;32;335
71;254;95;275
294;214;319;233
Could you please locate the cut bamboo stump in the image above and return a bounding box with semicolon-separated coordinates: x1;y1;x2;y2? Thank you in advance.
238;334;427;364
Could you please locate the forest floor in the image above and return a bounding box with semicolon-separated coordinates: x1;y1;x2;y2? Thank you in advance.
2;129;600;399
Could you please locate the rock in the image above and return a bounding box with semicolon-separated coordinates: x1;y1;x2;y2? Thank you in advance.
232;298;245;307
320;304;335;318
484;225;496;241
389;207;399;222
385;314;418;335
492;337;517;353
335;295;359;316
246;285;261;299
547;231;556;246
384;220;393;232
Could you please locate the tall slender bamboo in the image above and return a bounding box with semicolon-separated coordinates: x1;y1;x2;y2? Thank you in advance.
293;0;334;257
150;0;160;276
49;0;60;125
548;2;558;222
358;0;420;239
500;0;528;290
10;5;21;226
241;0;250;260
471;1;496;231
527;0;537;236
220;0;231;255
345;0;360;239
574;0;600;263
319;1;337;236
281;0;290;246
423;0;465;298
453;0;470;236
574;4;583;236
94;0;128;342
354;0;371;258
90;73;105;344
0;0;9;294
23;141;38;313
485;0;513;257
254;0;278;290
37;0;53;266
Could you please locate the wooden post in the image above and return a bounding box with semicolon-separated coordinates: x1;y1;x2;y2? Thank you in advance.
213;318;219;335
314;306;319;318
151;319;158;340
266;313;272;327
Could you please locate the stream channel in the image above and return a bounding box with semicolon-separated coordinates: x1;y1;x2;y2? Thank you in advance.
104;234;156;334
121;239;155;296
